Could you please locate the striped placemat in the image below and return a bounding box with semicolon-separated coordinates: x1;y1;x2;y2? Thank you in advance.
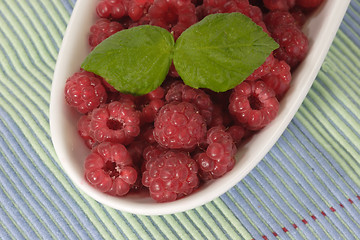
0;0;359;239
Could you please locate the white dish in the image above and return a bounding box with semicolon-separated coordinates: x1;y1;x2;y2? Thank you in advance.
50;0;351;215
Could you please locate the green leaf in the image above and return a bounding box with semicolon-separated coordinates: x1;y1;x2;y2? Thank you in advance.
173;13;279;92
81;25;174;95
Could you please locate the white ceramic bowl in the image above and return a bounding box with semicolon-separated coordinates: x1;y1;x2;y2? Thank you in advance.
50;0;350;215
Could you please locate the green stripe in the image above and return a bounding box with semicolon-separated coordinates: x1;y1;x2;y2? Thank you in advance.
211;198;250;239
2;1;58;73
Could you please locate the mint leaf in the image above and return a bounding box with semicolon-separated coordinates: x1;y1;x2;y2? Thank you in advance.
81;25;174;95
173;13;279;92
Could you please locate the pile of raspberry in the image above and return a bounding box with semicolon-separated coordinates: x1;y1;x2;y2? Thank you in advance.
64;0;323;203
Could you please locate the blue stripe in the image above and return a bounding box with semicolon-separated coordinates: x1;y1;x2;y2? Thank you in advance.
220;193;264;239
0;187;31;240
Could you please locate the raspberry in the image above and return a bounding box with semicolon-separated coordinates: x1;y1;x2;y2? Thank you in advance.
153;101;207;150
146;86;165;100
96;0;127;20
84;142;137;196
165;81;214;125
78;114;96;149
64;70;107;114
226;125;245;143
229;80;279;130
246;53;276;81
89;18;123;50
88;100;141;145
264;11;308;68
194;126;236;180
271;25;309;68
296;0;323;9
263;0;295;11
148;0;198;39
290;7;307;27
264;10;298;32
261;59;292;100
142;149;199;202
140;98;165;123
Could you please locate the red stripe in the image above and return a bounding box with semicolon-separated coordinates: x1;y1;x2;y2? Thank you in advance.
330;207;336;212
321;211;327;216
302;219;308;224
293;224;298;229
273;232;278;237
311;215;317;220
349;198;354;204
282;227;288;233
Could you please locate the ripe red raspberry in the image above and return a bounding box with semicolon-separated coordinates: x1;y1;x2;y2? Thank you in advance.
148;0;198;39
290;7;307;27
140;98;165;123
165;81;214;125
153;101;207;150
64;70;107;114
246;53;276;81
142;149;199;202
296;0;323;9
89;18;123;50
96;0;127;19
78;114;96;149
271;25;309;68
226;125;245;143
229;80;279;131
263;0;295;11
261;59;292;100
88;100;141;145
84;142;137;196
264;10;308;68
194;126;237;180
264;10;298;32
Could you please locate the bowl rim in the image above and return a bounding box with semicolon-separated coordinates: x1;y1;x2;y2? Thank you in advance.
50;0;351;215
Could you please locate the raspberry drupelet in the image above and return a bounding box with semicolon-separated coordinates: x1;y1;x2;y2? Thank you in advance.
153;101;207;150
194;126;237;180
89;18;123;50
142;148;199;202
64;70;107;114
84;142;138;196
87;100;141;145
229;80;279;131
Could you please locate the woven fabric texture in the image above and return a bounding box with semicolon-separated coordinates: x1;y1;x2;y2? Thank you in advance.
0;0;359;239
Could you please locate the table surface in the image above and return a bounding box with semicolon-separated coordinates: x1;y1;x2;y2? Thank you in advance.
1;0;360;239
